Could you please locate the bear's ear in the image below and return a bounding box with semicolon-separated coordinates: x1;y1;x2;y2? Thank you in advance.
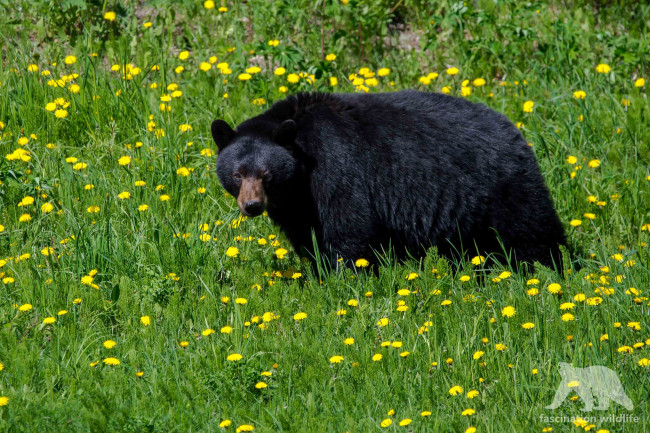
271;119;297;148
211;119;236;153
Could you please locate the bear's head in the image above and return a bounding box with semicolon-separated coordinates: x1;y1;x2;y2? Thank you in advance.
211;118;301;217
557;362;574;377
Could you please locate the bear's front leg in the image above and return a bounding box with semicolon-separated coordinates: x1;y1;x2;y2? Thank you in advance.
319;218;382;267
577;386;595;411
545;384;571;410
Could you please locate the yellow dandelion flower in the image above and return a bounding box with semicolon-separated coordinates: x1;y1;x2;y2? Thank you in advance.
377;318;389;327
226;353;243;362
573;90;586;99
355;258;369;267
595;63;611;73
501;306;516;317
176;167;190;177
449;385;463;396
471;255;485;265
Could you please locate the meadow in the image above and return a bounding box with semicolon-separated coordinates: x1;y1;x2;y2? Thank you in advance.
0;1;649;431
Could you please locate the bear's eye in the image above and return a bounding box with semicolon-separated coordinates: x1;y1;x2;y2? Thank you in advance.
262;171;272;181
233;172;242;181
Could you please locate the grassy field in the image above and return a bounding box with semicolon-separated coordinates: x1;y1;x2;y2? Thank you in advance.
0;1;649;432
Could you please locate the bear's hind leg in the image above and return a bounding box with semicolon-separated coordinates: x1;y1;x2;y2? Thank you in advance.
490;172;566;270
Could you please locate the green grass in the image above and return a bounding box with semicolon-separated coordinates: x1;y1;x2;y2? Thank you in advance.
0;1;649;431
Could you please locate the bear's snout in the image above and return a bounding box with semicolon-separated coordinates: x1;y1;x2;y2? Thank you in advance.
237;178;267;217
243;201;264;216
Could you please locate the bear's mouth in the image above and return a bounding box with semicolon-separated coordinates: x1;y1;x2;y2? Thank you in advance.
237;178;267;217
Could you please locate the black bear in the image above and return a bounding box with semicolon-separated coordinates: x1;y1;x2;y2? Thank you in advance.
211;91;566;269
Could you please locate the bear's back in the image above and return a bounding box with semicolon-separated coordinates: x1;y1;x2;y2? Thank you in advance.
290;91;548;253
283;91;530;171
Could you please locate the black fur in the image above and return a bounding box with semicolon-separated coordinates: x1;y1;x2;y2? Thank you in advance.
212;91;567;269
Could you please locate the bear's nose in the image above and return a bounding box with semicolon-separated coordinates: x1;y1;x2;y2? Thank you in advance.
244;201;263;216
